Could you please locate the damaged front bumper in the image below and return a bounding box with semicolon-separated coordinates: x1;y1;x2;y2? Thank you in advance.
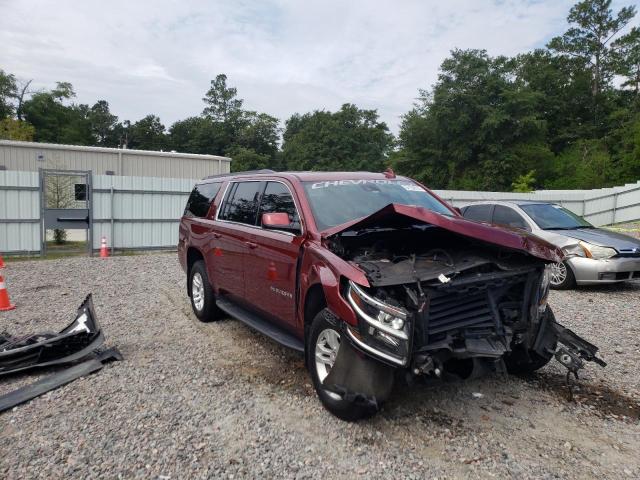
0;294;104;376
342;270;605;381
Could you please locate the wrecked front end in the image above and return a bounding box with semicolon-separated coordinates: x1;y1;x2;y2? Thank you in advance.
325;205;605;395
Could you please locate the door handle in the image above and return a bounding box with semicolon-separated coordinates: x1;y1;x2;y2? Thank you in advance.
245;241;258;249
213;233;222;239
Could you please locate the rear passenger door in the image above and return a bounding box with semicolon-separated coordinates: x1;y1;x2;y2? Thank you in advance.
492;205;530;231
461;204;494;223
179;181;222;268
214;181;265;302
245;181;304;333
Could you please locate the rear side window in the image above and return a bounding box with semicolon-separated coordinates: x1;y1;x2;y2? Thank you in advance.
218;181;264;225
258;182;301;233
462;204;493;222
184;182;222;218
493;205;529;230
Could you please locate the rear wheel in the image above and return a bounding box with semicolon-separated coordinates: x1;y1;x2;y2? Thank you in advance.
189;260;220;322
549;261;575;290
307;309;378;421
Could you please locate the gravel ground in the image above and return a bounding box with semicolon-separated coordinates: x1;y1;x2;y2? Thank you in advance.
1;253;639;479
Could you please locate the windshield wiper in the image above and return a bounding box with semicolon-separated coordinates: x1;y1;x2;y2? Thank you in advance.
544;227;576;230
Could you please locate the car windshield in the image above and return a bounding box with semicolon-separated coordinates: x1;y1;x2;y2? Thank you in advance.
520;203;592;230
302;179;453;231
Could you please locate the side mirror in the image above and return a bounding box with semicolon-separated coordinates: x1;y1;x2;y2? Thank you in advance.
262;212;292;229
452;206;462;215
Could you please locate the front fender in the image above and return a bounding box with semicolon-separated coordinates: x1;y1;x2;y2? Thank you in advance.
300;243;369;327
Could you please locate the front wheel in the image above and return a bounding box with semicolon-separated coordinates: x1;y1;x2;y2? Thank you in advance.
306;309;379;421
549;261;575;290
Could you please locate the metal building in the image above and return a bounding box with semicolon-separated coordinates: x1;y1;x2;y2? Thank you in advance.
0;140;230;179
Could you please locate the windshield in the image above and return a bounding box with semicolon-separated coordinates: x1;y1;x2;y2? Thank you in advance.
303;179;453;231
520;203;592;230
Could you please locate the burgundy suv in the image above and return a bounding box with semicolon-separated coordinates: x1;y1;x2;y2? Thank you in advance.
178;170;604;420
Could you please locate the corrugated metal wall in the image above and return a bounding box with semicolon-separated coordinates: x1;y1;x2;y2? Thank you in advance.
0;140;230;179
0;171;40;253
92;175;195;250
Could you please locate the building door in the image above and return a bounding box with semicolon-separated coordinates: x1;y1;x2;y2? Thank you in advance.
40;169;93;256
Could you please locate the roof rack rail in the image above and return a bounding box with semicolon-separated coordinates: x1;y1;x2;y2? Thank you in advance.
203;169;275;180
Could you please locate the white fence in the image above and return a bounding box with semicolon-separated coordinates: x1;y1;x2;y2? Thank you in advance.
433;180;640;227
0;171;194;254
0;171;40;253
1;170;639;255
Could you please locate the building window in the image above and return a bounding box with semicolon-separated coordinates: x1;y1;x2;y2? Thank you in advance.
75;184;87;201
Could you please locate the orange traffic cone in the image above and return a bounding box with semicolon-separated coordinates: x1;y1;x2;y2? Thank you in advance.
0;272;15;311
100;236;109;258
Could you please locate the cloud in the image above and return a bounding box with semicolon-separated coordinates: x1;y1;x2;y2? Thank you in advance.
0;0;609;134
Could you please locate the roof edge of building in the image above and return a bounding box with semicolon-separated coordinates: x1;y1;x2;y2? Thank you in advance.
0;139;231;162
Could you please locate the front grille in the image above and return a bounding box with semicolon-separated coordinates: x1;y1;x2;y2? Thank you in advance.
415;271;530;347
427;290;495;336
616;250;640;258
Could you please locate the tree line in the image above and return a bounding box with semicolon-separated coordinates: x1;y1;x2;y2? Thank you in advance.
1;0;640;191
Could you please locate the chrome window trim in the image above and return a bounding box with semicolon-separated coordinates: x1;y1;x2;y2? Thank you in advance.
215;179;304;237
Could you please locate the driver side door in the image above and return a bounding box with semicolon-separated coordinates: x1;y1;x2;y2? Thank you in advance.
244;180;304;334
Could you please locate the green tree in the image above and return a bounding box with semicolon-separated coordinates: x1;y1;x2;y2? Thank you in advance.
22;82;93;144
228;146;271;172
512;170;537;192
88;100;118;146
0;69;17;119
281;104;393;172
128;115;167;151
202;74;243;123
613;27;640;94
0;118;35;140
548;0;636;98
169;116;227;155
395;50;551;190
235;111;279;158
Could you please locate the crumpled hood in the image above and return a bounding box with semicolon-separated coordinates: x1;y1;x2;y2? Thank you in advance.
558;227;640;251
321;203;564;263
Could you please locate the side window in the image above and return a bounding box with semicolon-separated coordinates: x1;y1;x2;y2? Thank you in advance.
462;204;493;222
493;205;529;230
218;181;263;225
184;182;222;218
258;182;301;233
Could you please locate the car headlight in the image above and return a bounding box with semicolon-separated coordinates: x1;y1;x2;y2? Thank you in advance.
539;265;551;312
579;241;617;260
562;244;587;258
346;280;410;366
562;242;617;260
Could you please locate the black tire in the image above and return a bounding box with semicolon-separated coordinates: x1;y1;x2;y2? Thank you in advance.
549;261;576;290
189;260;221;322
504;308;557;374
306;309;378;421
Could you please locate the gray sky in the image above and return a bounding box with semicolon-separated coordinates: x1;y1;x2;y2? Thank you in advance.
0;0;634;133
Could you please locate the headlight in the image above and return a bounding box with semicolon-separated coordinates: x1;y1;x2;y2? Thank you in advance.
539;265;551;312
579;241;617;260
346;280;410;366
562;244;587;257
562;242;617;260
